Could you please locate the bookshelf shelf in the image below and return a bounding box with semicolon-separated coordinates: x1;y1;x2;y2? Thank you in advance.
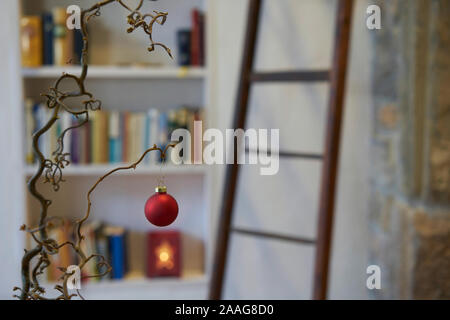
25;164;208;177
22;66;207;80
42;275;208;300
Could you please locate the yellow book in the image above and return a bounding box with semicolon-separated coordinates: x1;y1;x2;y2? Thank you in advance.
20;16;42;67
98;111;109;163
24;99;34;164
92;110;108;163
53;8;69;66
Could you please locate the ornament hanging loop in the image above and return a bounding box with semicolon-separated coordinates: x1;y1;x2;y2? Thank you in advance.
156;141;179;187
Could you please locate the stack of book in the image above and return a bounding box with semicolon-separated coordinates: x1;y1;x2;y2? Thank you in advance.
20;7;84;67
176;8;205;66
43;220;187;283
24;99;204;166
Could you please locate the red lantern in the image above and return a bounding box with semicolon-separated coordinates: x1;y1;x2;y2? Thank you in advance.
147;231;181;278
144;186;179;227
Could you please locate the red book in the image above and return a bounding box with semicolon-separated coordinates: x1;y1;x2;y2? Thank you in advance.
190;9;200;66
198;12;205;66
147;231;181;278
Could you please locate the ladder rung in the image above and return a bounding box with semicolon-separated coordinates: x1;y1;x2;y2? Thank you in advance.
250;70;330;82
246;148;323;160
232;227;316;245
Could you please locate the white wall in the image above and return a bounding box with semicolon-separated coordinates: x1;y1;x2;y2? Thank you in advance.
210;0;372;299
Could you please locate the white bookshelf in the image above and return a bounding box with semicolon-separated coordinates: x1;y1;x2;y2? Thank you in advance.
15;0;215;300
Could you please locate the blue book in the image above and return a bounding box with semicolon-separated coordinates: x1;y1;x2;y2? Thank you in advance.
176;29;191;66
73;29;84;65
108;233;125;280
42;13;54;65
108;111;122;163
108;139;115;163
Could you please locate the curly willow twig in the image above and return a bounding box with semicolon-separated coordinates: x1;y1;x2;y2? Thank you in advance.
14;0;173;300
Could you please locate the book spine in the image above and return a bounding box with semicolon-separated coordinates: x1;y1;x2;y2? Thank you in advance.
117;112;123;163
99;111;109;163
66;27;74;65
109;234;125;280
42;13;54;65
108;111;120;163
78;121;86;164
122;112;129;163
177;30;191;66
138;113;147;161
131;114;139;161
194;109;203;164
24;99;35;164
148;109;159;164
32;103;40;163
61;111;72;161
90;111;98;163
127;114;135;162
190;9;200;66
158;112;168;163
20;16;43;67
73;29;84;65
85;118;91;164
53;8;68;66
49;110;57;158
94;228;109;282
125;231;146;279
38;105;48;158
199;12;205;66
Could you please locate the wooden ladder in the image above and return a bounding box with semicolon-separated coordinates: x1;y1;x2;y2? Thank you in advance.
209;0;354;300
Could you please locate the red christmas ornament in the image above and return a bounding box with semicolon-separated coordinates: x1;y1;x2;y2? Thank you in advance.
145;186;179;227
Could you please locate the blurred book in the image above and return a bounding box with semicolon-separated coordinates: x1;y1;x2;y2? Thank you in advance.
24;102;204;166
42;12;54;65
175;8;205;67
191;9;205;66
20;7;85;67
20;16;43;67
176;30;191;66
104;226;126;280
52;8;70;66
31;218;200;283
125;231;146;279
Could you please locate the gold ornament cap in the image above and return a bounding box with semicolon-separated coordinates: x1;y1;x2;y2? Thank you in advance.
155;185;167;193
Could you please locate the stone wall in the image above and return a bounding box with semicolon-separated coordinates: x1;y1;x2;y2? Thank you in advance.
369;0;450;299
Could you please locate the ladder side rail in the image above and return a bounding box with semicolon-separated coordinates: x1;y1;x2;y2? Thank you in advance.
312;0;354;300
208;0;263;300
